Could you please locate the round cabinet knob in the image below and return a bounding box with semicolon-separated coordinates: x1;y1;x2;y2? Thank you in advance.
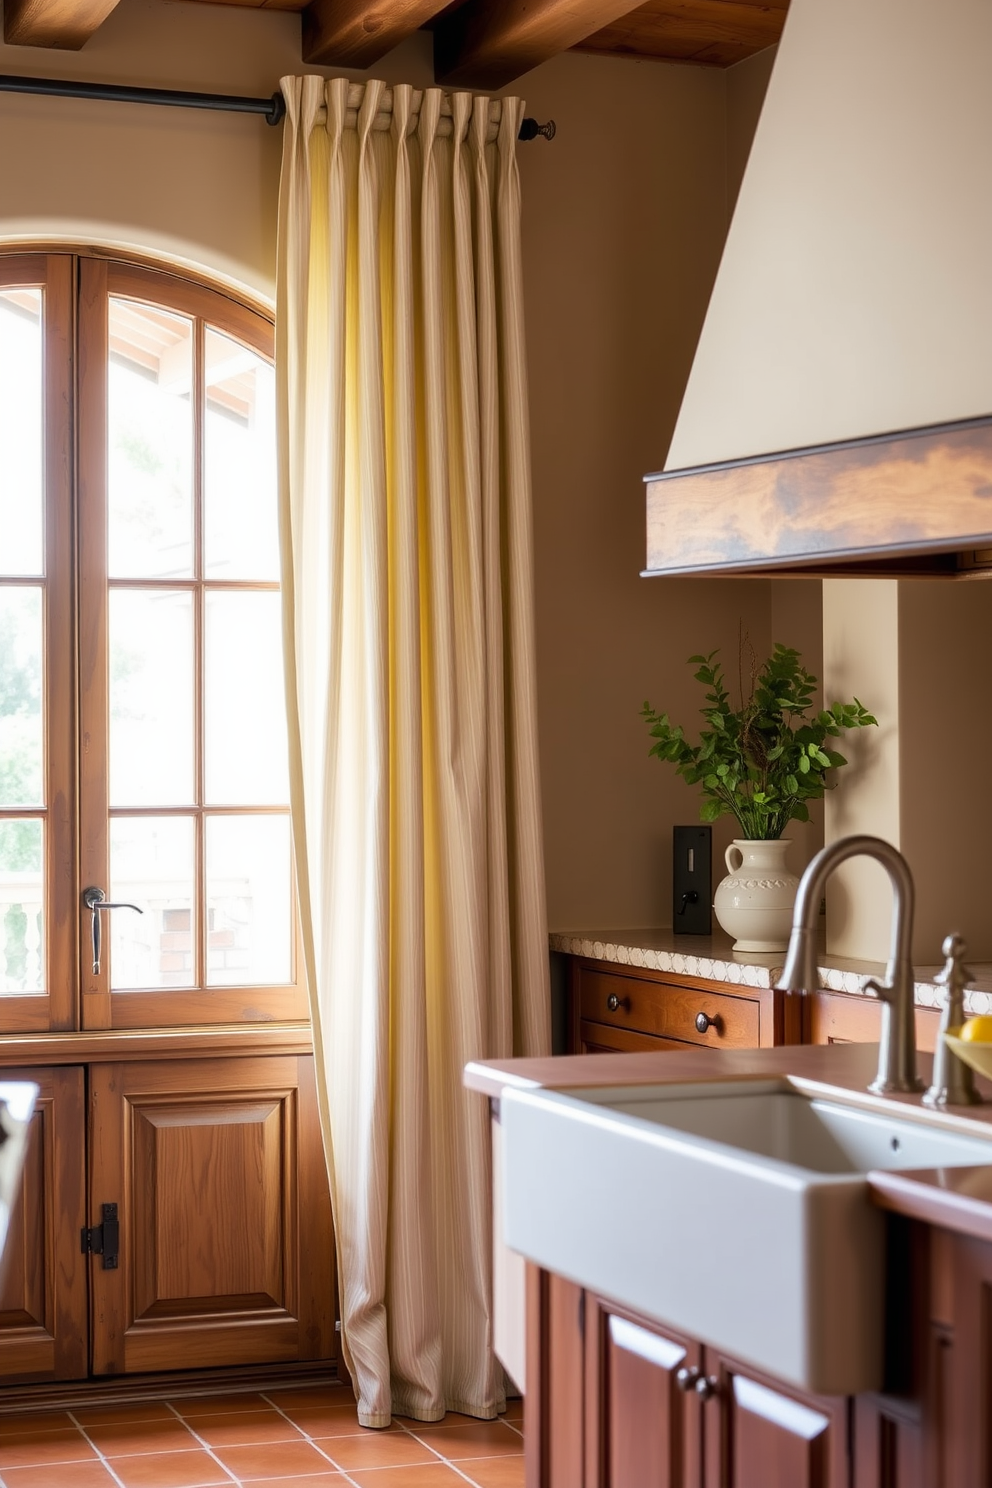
675;1366;700;1392
695;1375;719;1402
695;1010;719;1034
607;993;629;1014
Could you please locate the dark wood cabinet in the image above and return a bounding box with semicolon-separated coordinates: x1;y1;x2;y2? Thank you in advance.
566;958;797;1058
563;954;949;1060
88;1054;335;1376
587;1296;702;1488
527;1270;849;1488
808;992;938;1053
0;1046;336;1389
0;1066;87;1383
526;1212;992;1488
701;1350;848;1488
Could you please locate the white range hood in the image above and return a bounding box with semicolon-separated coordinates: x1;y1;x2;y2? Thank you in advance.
646;0;992;578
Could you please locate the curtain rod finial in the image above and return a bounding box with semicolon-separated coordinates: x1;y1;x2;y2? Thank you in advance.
518;117;555;142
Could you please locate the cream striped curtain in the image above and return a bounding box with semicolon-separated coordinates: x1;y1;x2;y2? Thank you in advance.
275;75;551;1429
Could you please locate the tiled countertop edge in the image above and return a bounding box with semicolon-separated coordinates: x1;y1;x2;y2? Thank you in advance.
549;931;992;1018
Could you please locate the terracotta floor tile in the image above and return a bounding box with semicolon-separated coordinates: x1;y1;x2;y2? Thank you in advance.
0;1428;98;1468
345;1466;476;1487
315;1431;437;1470
81;1417;200;1454
502;1399;523;1423
107;1447;234;1487
410;1422;523;1461
274;1406;373;1437
0;1461;121;1488
211;1438;337;1480
238;1478;344;1487
0;1410;77;1436
187;1409;306;1447
459;1456;527;1488
74;1402;179;1427
172;1393;273;1418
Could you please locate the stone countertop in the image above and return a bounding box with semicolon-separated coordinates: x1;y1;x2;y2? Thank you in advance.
549;927;992;1017
464;1041;992;1246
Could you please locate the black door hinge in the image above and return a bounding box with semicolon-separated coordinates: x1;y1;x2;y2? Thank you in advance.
81;1203;119;1269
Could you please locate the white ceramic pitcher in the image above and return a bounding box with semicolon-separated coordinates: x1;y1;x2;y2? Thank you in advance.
713;839;800;953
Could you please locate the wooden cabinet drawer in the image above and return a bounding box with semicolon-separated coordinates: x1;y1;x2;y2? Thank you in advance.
579;1021;696;1055
578;967;759;1048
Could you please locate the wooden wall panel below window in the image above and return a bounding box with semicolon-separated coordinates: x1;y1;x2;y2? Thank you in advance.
0;1066;87;1381
88;1054;335;1376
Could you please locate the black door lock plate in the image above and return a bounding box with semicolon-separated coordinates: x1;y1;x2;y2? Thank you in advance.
81;1202;119;1269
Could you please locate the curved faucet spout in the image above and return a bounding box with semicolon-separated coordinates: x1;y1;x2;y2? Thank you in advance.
775;835;921;1096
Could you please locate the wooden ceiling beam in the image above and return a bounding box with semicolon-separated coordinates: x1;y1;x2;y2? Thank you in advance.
433;0;650;88
302;0;451;69
576;0;786;67
434;0;786;85
3;0;123;49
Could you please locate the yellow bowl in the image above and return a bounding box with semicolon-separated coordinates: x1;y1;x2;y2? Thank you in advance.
945;1033;992;1082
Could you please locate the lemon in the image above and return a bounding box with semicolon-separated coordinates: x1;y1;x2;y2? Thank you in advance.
960;1015;992;1043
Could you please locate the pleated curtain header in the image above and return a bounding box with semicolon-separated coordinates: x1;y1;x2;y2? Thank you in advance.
279;74;523;144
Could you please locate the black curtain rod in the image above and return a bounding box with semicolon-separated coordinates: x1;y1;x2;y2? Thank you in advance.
0;73;555;139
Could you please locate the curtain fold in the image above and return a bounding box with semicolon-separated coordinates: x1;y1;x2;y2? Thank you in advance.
276;74;551;1430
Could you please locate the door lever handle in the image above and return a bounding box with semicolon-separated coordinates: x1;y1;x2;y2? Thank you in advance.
82;886;143;976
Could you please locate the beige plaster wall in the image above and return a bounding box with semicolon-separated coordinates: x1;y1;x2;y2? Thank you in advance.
519;53;775;929
0;9;777;931
823;579;992;965
900;583;992;964
823;581;902;962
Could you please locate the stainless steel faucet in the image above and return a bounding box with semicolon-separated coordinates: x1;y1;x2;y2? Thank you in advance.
776;834;923;1095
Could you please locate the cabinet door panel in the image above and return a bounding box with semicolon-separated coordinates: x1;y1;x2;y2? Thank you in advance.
704;1354;848;1488
0;1066;86;1380
589;1300;700;1488
89;1054;334;1374
941;1231;992;1485
853;1395;923;1488
130;1097;288;1319
525;1268;584;1488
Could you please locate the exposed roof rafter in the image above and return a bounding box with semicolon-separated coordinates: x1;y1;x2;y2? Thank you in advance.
302;0;452;70
3;0;122;50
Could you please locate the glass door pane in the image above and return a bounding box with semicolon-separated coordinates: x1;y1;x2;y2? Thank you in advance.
0;258;73;1032
78;261;304;1029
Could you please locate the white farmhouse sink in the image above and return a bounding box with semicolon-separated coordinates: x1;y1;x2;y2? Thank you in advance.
501;1078;992;1395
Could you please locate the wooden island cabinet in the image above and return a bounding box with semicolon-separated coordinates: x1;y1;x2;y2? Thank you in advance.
475;1038;992;1488
529;1269;850;1488
526;1205;992;1487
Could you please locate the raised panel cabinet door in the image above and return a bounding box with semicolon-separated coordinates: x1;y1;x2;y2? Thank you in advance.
939;1231;992;1486
0;1066;86;1380
525;1268;585;1488
702;1352;849;1488
852;1395;923;1488
87;1054;335;1374
586;1298;701;1488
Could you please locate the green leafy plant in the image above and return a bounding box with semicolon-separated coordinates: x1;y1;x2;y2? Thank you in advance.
641;641;877;840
